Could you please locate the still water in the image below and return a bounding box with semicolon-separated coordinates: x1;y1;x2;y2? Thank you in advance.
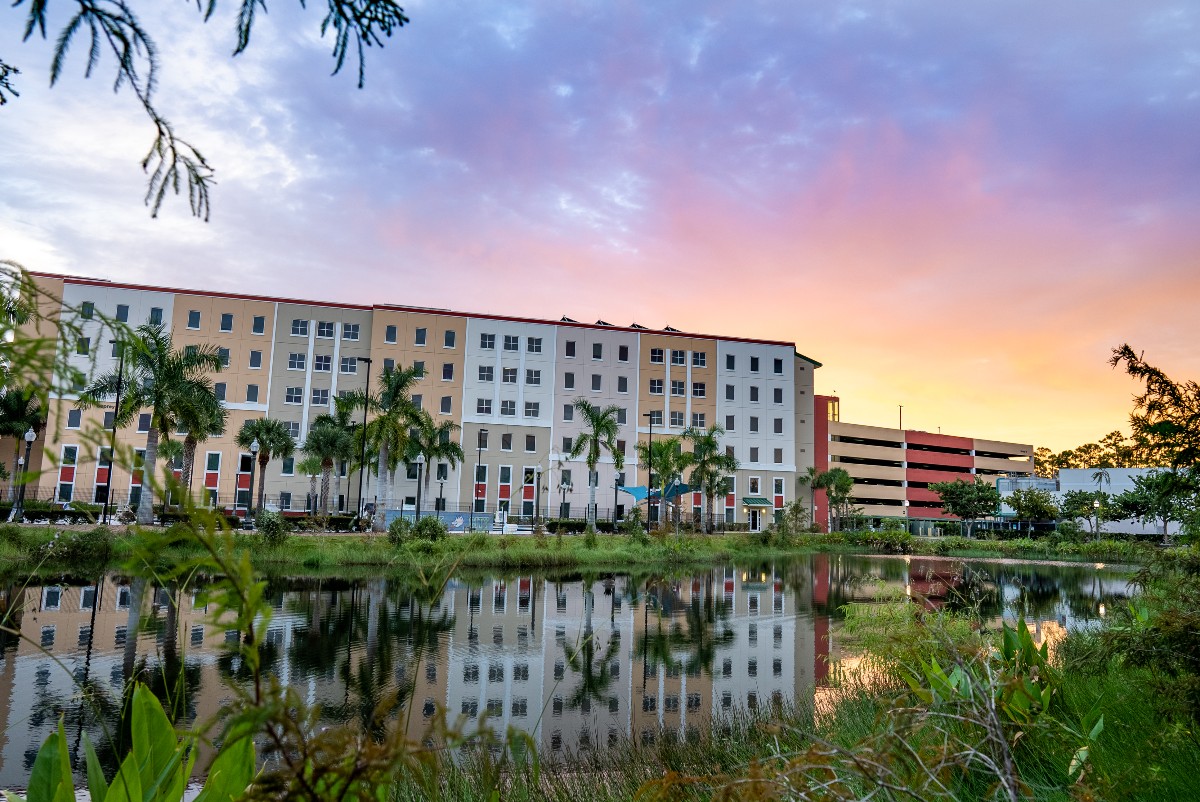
0;554;1134;787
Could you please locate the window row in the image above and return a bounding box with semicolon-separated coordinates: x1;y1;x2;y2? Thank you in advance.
383;325;460;348
723;354;786;375
475;333;543;353
647;348;706;367
563;341;631;362
285;353;362;373
288;319;360;340
81;303;165;327
475;399;542;417
648;380;706;397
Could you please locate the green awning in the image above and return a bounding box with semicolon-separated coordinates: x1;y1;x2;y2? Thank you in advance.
742;497;774;508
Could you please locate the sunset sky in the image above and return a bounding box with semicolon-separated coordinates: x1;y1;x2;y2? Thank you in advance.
2;1;1197;451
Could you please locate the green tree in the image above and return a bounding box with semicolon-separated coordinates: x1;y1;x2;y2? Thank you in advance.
815;467;854;532
635;436;685;527
0;385;45;501
235;417;296;515
1111;344;1200;471
303;418;352;515
173;389;226;495
406;409;464;508
1007;487;1060;533
929;477;1001;538
1112;470;1197;543
796;465;820;527
313;393;364;514
7;0;411;218
568;399;624;526
296;454;323;514
1060;489;1107;538
81;324;222;524
363;363;423;530
682;424;738;533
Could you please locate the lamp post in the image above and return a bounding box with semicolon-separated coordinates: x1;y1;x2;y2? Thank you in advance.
101;339;126;524
471;428;488;531
247;439;260;527
1093;497;1101;537
414;454;425;523
356;356;372;522
438;479;445;513
533;464;542;528
613;473;622;527
643;411;655;529
12;427;36;523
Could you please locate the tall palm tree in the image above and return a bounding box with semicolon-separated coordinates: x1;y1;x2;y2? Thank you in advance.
296;454;323;514
568;399;624;525
81;325;222;525
796;466;820;529
313;393;363;513
406;410;464;508
0;385;45;501
682;424;738;533
174;391;226;496
236;418;297;515
636;436;685;527
363;363;424;531
303;418;351;515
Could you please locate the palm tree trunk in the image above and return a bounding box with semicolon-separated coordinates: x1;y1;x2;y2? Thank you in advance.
181;436;197;497
372;441;390;532
136;428;160;525
333;469;342;513
706;492;715;534
587;471;598;525
309;474;318;514
321;464;332;515
257;453;270;514
9;443;19;503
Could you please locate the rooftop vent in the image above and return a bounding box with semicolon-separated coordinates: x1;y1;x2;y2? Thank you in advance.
595;319;613;326
629;323;647;329
560;316;578;323
663;326;680;332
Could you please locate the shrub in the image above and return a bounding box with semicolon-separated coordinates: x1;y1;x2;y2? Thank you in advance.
412;516;448;541
387;516;412;546
0;523;34;550
256;510;289;547
583;524;598;549
40;526;114;563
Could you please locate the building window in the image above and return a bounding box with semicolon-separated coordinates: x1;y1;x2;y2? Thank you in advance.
563;404;574;421
252;315;265;334
503;334;519;351
477;398;492;414
524;402;540;418
312;388;330;406
291;319;308;336
220;313;233;332
480;333;495;349
725;414;735;431
501;433;513;450
340;356;357;374
214;382;226;401
750;447;760;463
149;307;163;325
750;416;759;433
206;452;221;471
671;350;686;366
440;396;452;414
285;421;300;438
692;382;706;398
750;356;760;372
774;357;783;375
617;408;628;424
137;413;151;432
288;353;306;370
648;410;663;426
314;354;331;372
412;394;423;410
564;340;576;358
726;384;735;400
384;358;395;372
111;303;129;323
501;400;516;416
285;387;303;404
650;348;664;364
617;376;628;393
726;354;735;370
246;384;259;403
385;324;398;343
774;418;783;434
693;351;706;367
343;323;360;341
749;478;761;494
413;360;424;375
726;445;735;458
592;342;603;360
442;363;454;381
249;350;262;369
415;327;427;346
774;387;783;403
279;491;292;510
526;434;537;451
750;386;759;402
76;337;90;355
774;448;784;464
311;321;331;339
66;409;82;428
526;369;541;385
444;330;456;348
618;344;629;362
692;412;705;428
670;411;684;427
500;367;516;384
562;436;573;452
564;372;575;389
479;365;494;381
671;380;685;396
187;310;201;329
217;347;230;367
591;374;602;391
527;337;542;353
649;379;663;395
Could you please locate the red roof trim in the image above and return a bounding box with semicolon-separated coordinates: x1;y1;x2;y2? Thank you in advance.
31;271;801;348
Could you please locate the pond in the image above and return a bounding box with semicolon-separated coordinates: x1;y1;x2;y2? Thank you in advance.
0;554;1136;787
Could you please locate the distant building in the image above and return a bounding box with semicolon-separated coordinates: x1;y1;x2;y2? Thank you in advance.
998;468;1179;537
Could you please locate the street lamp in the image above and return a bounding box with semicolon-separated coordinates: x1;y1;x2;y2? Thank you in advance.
12;427;37;523
247;439;260;527
613;472;623;528
101;339;126;524
533;464;542;528
643;411;655;529
414;454;425;523
438;479;445;513
471;428;488;531
356;356;372;523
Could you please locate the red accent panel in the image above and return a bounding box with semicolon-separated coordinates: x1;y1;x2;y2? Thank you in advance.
205;472;219;490
499;485;510;499
95;467;109;484
907;467;973;485
474;482;486;497
774;496;784;509
523;485;534;500
813;395;833;529
812;554;830;605
59;466;75;482
237;474;251;489
907;487;947;504
906;451;973;470
814;615;831;685
725;493;735;506
132;470;143;485
906;431;972;449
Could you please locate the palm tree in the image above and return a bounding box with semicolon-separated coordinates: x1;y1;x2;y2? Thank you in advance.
796;466;820;529
363;363;424;531
567;399;624;525
406;410;464;509
156;438;184;507
682;424;738;533
236;418;297;515
0;386;45;501
81;325;222;525
173;391;225;496
297;454;323;514
303;419;351;515
313;393;363;514
635;436;685;528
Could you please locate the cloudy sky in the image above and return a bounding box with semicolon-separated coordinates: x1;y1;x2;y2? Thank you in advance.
2;1;1198;450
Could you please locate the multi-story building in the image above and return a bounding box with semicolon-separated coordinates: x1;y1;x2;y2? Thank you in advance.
812;395;1035;531
14;272;820;530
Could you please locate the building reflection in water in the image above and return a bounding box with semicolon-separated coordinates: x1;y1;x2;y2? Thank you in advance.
0;554;1133;786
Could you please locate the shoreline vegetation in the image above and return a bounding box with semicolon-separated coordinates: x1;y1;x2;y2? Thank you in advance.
0;521;1156;579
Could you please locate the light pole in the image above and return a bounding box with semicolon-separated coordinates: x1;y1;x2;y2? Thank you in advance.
471;428;488;531
899;404;903;431
534;464;542;528
414;454;425;523
438;479;445;513
247;439;260;527
12;427;36;523
356;356;372;522
613;473;622;528
101;339;126;524
643;411;655;529
1093;497;1101;537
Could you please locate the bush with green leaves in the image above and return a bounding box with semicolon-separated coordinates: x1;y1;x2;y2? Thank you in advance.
256;510;289;546
387;516;412;546
412;515;448;541
583;524;598;549
38;526;114;563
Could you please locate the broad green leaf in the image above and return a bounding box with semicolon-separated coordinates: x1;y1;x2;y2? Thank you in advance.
132;684;181;796
1089;714;1105;741
105;753;143;802
83;731;109;802
27;721;74;802
193;737;255;802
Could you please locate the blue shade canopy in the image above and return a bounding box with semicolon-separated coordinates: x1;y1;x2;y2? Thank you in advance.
619;481;691;502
